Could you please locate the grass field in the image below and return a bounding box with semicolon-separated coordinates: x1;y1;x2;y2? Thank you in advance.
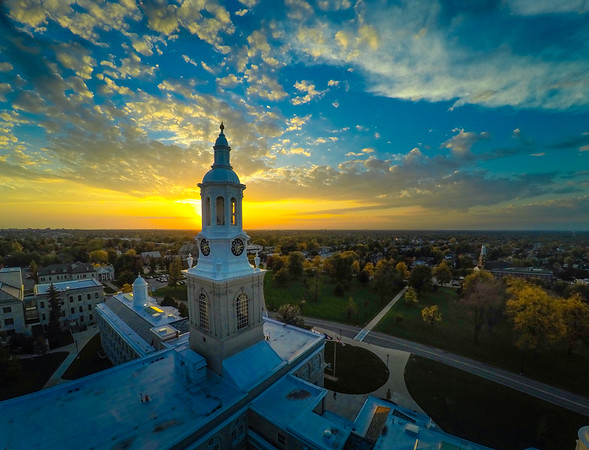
0;352;68;401
154;285;188;302
63;333;113;380
405;355;588;450
324;341;389;394
376;287;589;397
264;271;398;326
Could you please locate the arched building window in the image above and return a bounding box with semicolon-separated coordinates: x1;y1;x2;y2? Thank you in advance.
231;198;237;226
199;293;209;331
205;197;211;227
236;293;248;330
216;197;225;225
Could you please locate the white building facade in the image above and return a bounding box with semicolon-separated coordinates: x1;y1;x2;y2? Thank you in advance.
35;279;105;329
0;268;25;337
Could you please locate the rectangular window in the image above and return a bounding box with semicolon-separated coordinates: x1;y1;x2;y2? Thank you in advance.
79;306;83;312
89;314;93;321
88;304;92;311
70;307;74;314
95;292;99;298
42;313;46;321
69;296;73;303
87;293;91;300
4;318;14;325
2;306;11;313
77;295;82;301
40;301;45;309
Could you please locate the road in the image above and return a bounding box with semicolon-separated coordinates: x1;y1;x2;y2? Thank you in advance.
302;316;589;417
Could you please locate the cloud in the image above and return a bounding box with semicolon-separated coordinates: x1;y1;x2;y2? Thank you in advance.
182;54;199;67
292;80;323;105
286;115;311;131
235;9;248;16
442;128;490;156
285;0;589;110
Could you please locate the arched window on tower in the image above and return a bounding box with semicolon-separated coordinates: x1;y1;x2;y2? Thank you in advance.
199;293;209;331
205;197;211;227
231;198;237;226
216;197;225;225
236;293;248;330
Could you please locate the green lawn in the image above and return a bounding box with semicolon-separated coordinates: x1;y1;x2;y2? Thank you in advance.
0;352;68;401
324;341;389;394
264;272;397;326
375;287;589;397
405;355;587;450
62;333;113;380
153;285;188;302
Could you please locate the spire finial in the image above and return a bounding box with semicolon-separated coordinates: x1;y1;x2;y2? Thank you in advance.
220;122;224;132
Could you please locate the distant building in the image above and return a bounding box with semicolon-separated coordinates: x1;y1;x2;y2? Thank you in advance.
140;251;161;262
0;267;25;337
37;261;96;284
35;279;105;330
490;267;553;282
94;264;115;282
96;275;188;365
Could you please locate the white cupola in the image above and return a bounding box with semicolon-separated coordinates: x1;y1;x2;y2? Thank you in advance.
132;274;148;308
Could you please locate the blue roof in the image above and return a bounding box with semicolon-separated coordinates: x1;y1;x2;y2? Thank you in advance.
223;340;285;391
202;167;241;184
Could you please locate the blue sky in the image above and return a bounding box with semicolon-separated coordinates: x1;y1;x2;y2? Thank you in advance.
0;0;588;230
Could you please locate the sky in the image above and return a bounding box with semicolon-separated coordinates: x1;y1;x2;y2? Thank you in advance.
0;0;588;231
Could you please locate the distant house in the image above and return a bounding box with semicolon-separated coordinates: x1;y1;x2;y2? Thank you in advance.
490;267;553;282
140;251;161;262
94;264;115;282
0;268;25;336
38;262;96;284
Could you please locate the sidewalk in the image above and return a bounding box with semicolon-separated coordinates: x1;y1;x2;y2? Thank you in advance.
354;286;408;341
43;325;100;389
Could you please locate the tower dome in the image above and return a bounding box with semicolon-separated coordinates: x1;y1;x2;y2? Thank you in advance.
202;122;240;184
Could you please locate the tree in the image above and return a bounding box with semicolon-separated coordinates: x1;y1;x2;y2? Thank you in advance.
276;304;304;327
345;297;358;322
178;301;189;318
421;305;442;327
306;271;322;303
373;259;401;305
506;279;566;354
457;271;504;343
273;267;290;286
395;261;409;280
168;256;183;289
89;249;108;264
326;251;358;287
46;283;62;336
433;260;453;286
121;283;133;293
409;265;432;293
558;294;589;354
404;287;418;305
30;259;38;283
287;251;305;280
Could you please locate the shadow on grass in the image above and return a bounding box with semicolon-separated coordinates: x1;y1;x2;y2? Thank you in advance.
62;333;113;380
0;352;68;401
324;341;388;394
405;354;587;450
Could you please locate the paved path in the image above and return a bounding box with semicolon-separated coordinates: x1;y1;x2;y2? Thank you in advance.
43;325;100;389
305;317;589;417
354;286;407;341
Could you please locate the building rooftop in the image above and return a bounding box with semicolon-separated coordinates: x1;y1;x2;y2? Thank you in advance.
0;317;325;449
34;278;103;295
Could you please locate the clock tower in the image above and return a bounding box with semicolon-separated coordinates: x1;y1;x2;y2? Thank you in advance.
186;123;266;375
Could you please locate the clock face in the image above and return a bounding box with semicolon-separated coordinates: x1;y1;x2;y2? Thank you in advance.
200;239;210;256
231;238;245;256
